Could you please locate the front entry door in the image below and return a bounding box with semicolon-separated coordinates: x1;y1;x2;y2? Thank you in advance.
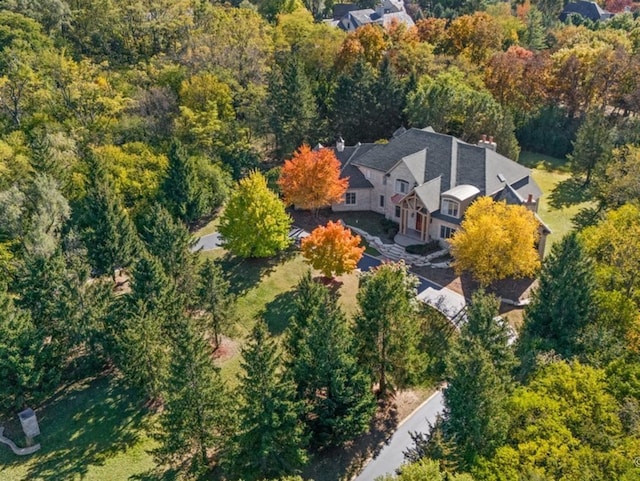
415;213;423;232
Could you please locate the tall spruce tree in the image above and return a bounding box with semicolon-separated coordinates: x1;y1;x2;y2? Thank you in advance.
161;140;207;225
80;153;138;281
330;59;376;143
519;232;597;365
354;262;421;397
441;291;516;469
286;273;376;447
568;110;614;186
156;315;228;474
137;203;197;283
117;301;169;401
268;57;319;159
196;259;234;351
225;320;307;480
370;57;406;142
0;284;47;413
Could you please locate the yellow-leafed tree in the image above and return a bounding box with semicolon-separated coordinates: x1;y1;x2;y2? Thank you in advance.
278;145;348;214
450;196;541;286
301;221;364;279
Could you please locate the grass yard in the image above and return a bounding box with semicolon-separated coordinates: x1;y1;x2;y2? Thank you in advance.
0;377;165;481
520;152;594;253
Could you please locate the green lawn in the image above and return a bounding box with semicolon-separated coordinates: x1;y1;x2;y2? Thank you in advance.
521;152;594;253
0;377;163;481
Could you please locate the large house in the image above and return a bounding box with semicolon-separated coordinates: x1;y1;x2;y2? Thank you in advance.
331;127;550;257
329;0;415;32
559;1;614;22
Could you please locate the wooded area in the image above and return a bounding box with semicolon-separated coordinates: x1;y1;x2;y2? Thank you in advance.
1;0;639;479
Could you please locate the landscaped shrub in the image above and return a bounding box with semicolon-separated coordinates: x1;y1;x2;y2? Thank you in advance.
405;241;440;255
380;218;399;238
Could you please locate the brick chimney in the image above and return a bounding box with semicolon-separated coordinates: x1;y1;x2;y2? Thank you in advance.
478;134;497;151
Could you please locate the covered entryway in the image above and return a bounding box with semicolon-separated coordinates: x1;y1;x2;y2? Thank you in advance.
396;191;429;242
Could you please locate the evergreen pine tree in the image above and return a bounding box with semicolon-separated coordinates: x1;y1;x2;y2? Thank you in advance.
370;57;407;141
354;262;421;397
287;274;375;447
462;291;516;374
568;110;614;186
268;57;319;159
117;301;169;401
81;153;138;280
127;254;175;316
225;320;307;480
196;259;234;351
442;308;515;469
137;203;197;282
519;232;597;365
0;284;47;413
330;60;376;143
156;316;228;474
161;140;207;225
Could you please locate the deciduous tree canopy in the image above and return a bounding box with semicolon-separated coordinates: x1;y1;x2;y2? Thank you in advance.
450;196;541;286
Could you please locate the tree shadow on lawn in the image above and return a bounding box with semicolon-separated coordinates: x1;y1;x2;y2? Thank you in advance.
262;289;298;336
0;376;149;481
549;177;591;209
303;398;399;481
217;247;298;297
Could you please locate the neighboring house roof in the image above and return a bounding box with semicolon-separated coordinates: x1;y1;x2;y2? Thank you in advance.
332;3;360;19
381;11;414;28
348;9;377;28
442;184;480;202
336;1;415;31
560;1;613;21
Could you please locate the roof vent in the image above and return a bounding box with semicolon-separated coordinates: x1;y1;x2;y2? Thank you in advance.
497;173;506;182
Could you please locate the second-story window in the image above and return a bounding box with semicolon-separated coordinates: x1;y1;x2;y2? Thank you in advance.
345;192;356;205
395;179;409;194
442;199;459;217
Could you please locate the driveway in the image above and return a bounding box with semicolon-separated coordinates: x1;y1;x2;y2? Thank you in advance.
354;390;445;481
192;233;222;251
358;254;441;293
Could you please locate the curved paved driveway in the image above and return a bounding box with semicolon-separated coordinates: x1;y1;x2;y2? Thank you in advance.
354;390;445;481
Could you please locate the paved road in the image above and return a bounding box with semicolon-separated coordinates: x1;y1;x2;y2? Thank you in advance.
354;390;445;481
192;233;223;251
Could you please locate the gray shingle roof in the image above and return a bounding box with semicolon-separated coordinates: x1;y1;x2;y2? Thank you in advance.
334;144;376;189
560;1;613;21
349;9;377;27
344;127;541;209
351;128;454;191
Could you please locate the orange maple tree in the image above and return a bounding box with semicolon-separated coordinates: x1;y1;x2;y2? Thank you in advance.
301;221;365;278
278;145;349;213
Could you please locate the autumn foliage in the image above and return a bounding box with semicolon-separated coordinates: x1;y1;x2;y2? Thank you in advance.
301;221;365;278
450;196;541;286
278;145;349;213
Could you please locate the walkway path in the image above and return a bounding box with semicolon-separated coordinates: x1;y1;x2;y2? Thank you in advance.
354;391;445;481
0;427;40;455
